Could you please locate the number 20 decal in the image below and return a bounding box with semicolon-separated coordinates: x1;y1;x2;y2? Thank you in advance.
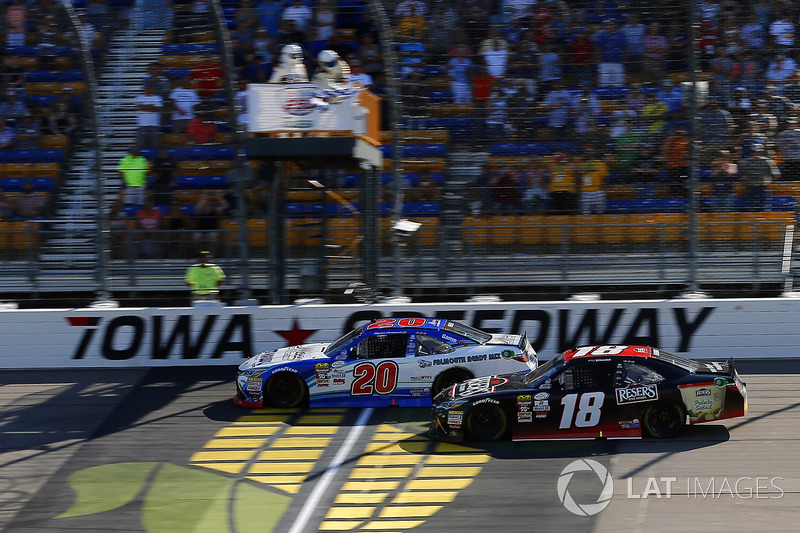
351;361;399;396
559;392;605;429
367;317;429;330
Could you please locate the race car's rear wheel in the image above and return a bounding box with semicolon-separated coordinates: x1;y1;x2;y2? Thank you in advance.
466;404;508;442
643;401;685;438
432;369;473;397
266;373;308;408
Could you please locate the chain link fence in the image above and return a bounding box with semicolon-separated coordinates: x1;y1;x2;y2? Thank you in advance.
0;0;798;306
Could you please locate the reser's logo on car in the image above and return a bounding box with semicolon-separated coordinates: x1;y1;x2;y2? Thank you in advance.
455;376;510;397
615;384;659;405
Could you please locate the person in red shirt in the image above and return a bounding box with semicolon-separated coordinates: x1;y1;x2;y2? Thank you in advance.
135;197;163;258
189;55;225;107
568;27;597;86
186;112;218;144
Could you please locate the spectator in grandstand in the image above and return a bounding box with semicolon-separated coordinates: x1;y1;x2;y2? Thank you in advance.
313;0;336;42
185;250;226;303
521;167;549;212
490;167;522;214
347;57;373;89
665;21;689;74
615;118;648;182
765;52;798;85
710;47;737;104
740;14;766;51
548;153;578;214
118;146;149;207
710;149;739;211
5;0;26;47
573;87;601;136
165;200;192;258
322;33;355;64
186;111;218;145
0;90;27;126
427;3;458;61
728;86;752;126
1;56;27;96
739;143;779;211
485;87;510;141
505;0;535;22
395;0;427;18
738;50;763;93
14;180;48;219
252;27;273;63
281;0;312;35
769;12;796;52
662;124;690;196
235;78;249;129
357;33;384;77
593;18;626;87
235;0;260;48
108;199;130;258
642;91;670;139
584;0;623;26
14;115;42;149
0;117;17;149
135;197;163;258
255;0;284;39
697;19;718;72
401;69;428;130
47;99;80;144
407;171;442;203
151;147;176;206
629;145;663;186
448;45;476;104
541;81;573;138
189;55;225;109
168;78;200;134
567;26;597;87
537;44;562;96
579;146;608;215
143;63;171;101
764;86;793;130
0;191;14;220
621;13;646;75
697;97;734;166
192;192;229;257
35;17;59;70
642;23;669;85
245;51;274;83
480;28;510;79
355;9;380;43
776;117;800;181
134;85;163;148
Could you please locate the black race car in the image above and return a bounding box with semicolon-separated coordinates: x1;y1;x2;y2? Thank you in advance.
430;345;748;442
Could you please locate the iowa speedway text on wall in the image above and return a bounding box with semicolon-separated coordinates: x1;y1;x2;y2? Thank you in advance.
0;299;795;368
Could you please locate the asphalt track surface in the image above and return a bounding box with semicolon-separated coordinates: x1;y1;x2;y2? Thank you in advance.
1;360;799;533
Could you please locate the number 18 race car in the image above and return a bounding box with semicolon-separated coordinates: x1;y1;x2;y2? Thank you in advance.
235;317;538;409
430;345;747;442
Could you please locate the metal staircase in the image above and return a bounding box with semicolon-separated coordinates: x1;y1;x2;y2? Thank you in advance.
39;25;166;272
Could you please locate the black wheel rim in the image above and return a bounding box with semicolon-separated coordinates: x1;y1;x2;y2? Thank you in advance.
470;406;504;440
650;405;679;435
271;375;301;406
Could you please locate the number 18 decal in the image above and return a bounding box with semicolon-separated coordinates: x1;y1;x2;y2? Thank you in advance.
351;361;399;395
559;392;605;429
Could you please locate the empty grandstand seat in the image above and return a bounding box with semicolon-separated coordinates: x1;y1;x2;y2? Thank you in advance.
403;202;441;216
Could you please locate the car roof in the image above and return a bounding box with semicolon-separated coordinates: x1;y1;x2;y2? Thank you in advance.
562;345;654;362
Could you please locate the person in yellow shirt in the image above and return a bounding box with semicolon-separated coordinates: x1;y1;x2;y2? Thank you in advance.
580;147;609;214
185;251;226;302
547;153;578;214
117;146;149;206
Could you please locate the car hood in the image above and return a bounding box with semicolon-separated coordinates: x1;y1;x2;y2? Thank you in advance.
442;372;529;402
239;343;330;370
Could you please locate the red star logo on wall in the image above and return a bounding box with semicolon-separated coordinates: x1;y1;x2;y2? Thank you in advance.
276;319;317;346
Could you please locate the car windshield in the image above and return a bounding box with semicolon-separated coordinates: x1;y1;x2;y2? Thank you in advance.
652;348;700;372
324;327;362;355
443;321;492;343
523;354;564;385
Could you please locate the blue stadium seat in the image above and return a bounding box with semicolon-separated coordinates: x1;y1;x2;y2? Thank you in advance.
771;196;798;210
403;202;441;216
0;177;24;191
176;175;202;189
32;177;56;192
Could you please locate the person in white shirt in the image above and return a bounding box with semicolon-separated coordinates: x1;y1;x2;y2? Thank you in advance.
134;84;163;147
394;0;426;18
168;78;201;134
281;0;312;34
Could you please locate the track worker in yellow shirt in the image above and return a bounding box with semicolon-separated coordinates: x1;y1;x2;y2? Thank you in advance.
185;250;226;304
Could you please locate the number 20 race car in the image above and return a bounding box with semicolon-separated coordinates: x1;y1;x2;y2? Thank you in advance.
430;344;748;442
235;317;538;409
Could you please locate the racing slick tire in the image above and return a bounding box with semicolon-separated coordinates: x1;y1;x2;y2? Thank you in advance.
466;404;509;442
643;401;685;439
265;373;309;408
432;369;473;397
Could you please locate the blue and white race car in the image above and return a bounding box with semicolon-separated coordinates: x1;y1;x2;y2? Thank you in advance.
235;317;538;408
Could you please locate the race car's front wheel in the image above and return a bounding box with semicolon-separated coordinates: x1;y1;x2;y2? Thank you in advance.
266;373;308;408
643;401;685;438
432;369;473;397
466;404;508;442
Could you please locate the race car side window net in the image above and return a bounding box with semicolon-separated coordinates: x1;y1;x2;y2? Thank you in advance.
354;334;410;359
415;333;455;356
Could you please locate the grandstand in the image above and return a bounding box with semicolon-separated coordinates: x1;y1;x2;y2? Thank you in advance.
1;0;799;306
